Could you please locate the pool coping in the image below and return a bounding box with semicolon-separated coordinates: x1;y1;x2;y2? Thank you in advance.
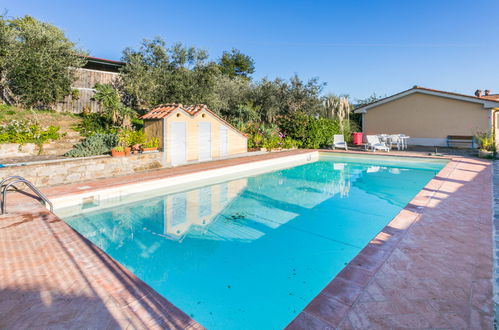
46;149;451;209
48;150;321;210
1;149;483;328
286;154;488;328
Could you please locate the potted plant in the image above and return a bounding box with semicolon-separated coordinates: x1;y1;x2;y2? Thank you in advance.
476;131;496;158
111;146;125;157
129;130;146;154
117;129;133;156
141;137;160;152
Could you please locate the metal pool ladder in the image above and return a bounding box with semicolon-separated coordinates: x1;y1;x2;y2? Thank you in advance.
0;176;53;214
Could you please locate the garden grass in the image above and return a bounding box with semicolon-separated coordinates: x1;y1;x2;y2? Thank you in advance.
0;105;82;134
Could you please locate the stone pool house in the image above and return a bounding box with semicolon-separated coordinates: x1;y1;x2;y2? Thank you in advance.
141;104;248;165
354;86;499;147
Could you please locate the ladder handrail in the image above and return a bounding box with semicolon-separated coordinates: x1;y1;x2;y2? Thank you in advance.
0;175;27;211
1;178;53;214
0;175;26;189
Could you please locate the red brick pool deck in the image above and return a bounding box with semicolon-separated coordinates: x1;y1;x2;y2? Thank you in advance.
0;150;493;329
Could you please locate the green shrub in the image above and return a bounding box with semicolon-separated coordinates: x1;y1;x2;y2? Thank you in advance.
116;128;147;147
64;133;117;157
277;112;311;143
131;118;144;130
73;113;115;137
303;118;340;148
262;135;280;150
281;136;299;149
0;120;60;144
143;137;159;148
276;112;352;149
117;129;132;147
476;131;495;152
129;130;146;146
248;132;263;149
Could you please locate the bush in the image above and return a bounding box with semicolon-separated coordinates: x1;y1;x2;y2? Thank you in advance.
73;113;115;137
277;112;310;143
277;111;360;149
143;137;159;148
129;130;146;146
131;118;144;130
303;118;340;149
0;120;60;144
262;135;280;150
476;131;495;152
64;133;117;157
281;136;299;149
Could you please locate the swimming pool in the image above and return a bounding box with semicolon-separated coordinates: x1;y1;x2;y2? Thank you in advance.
58;153;447;329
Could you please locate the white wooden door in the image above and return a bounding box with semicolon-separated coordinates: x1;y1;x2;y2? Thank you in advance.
198;122;212;161
219;125;228;156
170;122;187;165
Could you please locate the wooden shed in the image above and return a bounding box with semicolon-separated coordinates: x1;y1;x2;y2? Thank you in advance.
55;56;124;113
141;104;248;165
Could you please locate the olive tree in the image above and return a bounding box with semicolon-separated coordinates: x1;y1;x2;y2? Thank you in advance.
120;37;220;110
0;15;85;108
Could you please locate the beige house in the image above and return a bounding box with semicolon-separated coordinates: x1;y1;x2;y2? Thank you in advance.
354;86;499;147
141;104;247;165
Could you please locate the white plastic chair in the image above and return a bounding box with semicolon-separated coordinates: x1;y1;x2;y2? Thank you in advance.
365;135;390;152
332;134;348;150
399;134;410;150
388;134;401;150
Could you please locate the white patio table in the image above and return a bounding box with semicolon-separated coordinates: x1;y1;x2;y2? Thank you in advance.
399;135;410;150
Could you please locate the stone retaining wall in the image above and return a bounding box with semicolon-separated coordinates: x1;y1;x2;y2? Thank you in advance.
0;152;166;187
0;141;75;157
0;143;40;157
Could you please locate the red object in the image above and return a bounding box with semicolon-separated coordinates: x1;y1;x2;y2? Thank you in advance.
352;132;363;145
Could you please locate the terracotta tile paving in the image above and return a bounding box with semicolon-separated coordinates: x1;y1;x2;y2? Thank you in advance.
0;150;494;329
0;207;203;329
288;156;493;329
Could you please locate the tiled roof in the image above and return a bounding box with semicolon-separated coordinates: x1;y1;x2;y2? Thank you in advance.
481;94;499;101
140;104;247;138
411;86;499;102
141;104;209;119
354;86;499;113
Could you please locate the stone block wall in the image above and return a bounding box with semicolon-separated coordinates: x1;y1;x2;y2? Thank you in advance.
0;143;39;158
0;152;166;187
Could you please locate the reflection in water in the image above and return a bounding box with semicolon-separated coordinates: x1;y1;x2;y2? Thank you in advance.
160;180;247;241
61;158;444;330
67;162;423;248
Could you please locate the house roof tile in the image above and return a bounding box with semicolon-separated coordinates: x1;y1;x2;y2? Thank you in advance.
354;86;499;113
141;104;208;119
140;104;247;138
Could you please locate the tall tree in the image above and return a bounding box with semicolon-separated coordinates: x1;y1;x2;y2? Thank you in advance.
0;14;16;104
119;37;220;109
218;49;255;79
354;93;384;107
251;75;325;123
0;15;85;108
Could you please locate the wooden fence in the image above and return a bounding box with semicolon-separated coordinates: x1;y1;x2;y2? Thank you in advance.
54;68;120;113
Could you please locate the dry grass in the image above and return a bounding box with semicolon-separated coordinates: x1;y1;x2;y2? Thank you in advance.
0;104;82;134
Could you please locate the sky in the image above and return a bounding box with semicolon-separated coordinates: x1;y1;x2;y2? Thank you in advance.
2;0;499;100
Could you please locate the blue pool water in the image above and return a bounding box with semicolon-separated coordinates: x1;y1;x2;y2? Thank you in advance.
60;154;446;329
